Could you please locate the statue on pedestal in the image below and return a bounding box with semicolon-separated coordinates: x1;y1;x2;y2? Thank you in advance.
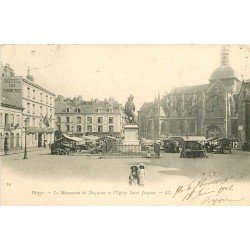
125;95;136;124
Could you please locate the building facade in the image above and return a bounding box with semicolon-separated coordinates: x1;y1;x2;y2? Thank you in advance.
139;46;242;142
0;100;24;153
138;95;165;139
237;79;250;146
55;96;125;138
1;64;56;149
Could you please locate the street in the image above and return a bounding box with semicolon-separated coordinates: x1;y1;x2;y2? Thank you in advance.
1;149;250;205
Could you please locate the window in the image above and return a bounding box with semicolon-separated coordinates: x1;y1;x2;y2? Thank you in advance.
40;93;43;102
87;125;92;132
46;95;48;104
66;108;70;112
76;116;81;123
50;97;52;105
98;107;102;113
32;104;35;114
0;113;2;126
109;125;114;132
66;117;70;123
33;89;35;99
66;125;70;132
32;117;36;127
76;125;81;132
98;117;103;124
77;109;81;113
27;103;30;113
87;116;92;124
10;114;14;125
5;113;9;124
27;87;30;98
40;106;43;116
57;117;61;123
57;125;61;131
16;114;20;126
98;125;103;132
109;117;114;124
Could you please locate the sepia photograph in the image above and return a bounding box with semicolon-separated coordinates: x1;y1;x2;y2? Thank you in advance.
0;44;250;205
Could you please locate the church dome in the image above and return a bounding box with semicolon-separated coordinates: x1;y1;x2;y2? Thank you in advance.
209;45;238;80
210;65;236;80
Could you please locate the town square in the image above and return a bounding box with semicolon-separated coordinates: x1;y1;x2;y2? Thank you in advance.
0;44;250;205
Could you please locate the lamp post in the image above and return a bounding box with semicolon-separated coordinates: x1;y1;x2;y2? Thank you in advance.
23;117;29;159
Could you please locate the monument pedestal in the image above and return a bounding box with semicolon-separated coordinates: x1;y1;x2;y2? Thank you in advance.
123;124;140;145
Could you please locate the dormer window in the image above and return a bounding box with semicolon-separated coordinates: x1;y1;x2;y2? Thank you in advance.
77;108;81;113
109;108;114;113
98;107;102;113
66;107;70;113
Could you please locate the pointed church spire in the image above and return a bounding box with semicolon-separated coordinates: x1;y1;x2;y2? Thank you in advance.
220;45;230;66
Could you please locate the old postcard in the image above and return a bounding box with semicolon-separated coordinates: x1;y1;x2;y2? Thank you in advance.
0;44;249;205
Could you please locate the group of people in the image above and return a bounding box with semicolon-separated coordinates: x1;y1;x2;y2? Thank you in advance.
129;163;146;186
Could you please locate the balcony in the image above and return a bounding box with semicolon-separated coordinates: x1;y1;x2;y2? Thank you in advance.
4;123;20;131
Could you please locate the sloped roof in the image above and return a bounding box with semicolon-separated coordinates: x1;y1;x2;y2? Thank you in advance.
170;84;210;94
139;102;154;111
181;136;207;142
55;100;121;114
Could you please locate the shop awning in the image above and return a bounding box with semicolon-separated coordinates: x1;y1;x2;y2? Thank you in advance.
181;136;207;142
62;134;86;143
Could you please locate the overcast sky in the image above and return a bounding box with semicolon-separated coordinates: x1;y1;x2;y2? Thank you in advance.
1;45;250;110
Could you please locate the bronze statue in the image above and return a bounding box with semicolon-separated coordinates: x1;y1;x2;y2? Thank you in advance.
125;95;136;123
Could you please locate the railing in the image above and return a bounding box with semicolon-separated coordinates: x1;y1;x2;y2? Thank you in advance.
4;123;20;131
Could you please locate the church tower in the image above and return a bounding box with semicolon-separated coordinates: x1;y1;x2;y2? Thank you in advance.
209;45;241;94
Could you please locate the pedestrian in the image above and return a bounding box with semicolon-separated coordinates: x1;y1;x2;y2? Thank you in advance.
4;137;9;155
129;166;139;186
147;146;151;158
138;163;146;186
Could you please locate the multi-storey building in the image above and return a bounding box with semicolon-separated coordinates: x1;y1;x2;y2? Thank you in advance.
55;96;125;138
0;96;24;153
1;64;56;149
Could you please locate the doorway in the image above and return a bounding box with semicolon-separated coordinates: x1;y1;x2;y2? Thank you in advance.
38;133;43;147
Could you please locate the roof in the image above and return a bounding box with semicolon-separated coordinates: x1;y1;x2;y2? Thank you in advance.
139;102;154;111
22;78;56;96
170;84;210;94
210;65;237;80
1;97;24;110
181;136;207;142
55;100;122;114
62;134;84;141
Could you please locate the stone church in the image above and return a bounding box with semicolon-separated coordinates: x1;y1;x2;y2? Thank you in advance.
139;46;243;141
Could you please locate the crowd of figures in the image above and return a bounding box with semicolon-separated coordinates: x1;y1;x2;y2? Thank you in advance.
129;163;146;186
